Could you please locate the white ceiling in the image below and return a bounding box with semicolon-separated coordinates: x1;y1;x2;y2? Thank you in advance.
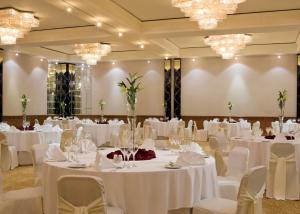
0;0;299;61
112;0;300;21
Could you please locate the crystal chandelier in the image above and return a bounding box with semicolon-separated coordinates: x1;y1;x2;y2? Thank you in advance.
172;0;246;29
74;43;111;65
0;8;39;45
204;34;252;59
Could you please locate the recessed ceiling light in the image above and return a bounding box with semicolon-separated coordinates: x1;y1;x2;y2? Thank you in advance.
55;62;58;65
112;61;116;65
40;58;44;62
118;32;123;37
234;57;238;60
147;60;151;64
140;44;144;49
165;56;169;60
192;58;196;62
277;55;281;59
96;22;102;28
15;52;19;56
67;7;72;13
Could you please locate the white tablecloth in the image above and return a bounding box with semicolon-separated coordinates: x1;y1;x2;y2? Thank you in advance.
42;150;218;214
3;130;62;152
231;137;300;169
207;122;240;137
44;119;78;130
81;123;122;146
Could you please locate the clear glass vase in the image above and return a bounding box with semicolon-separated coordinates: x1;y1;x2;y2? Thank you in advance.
128;108;136;146
279;116;284;133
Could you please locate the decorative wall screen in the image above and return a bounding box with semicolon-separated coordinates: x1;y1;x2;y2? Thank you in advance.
47;63;82;116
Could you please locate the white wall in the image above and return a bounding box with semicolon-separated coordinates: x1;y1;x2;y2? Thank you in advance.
181;55;297;117
91;60;165;115
3;52;48;116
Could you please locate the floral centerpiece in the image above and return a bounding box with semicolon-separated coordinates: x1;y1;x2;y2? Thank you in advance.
20;94;30;122
118;73;143;145
277;89;287;133
98;99;106;122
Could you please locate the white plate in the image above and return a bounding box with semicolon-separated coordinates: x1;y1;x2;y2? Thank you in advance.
68;163;87;168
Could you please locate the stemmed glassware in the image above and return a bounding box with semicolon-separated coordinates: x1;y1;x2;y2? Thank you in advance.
64;140;72;162
22;121;26;131
71;139;80;162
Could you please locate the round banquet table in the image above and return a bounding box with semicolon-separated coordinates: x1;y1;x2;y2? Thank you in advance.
42;149;218;214
231;136;300;169
4;130;61;152
207;122;240;138
81;123;121;146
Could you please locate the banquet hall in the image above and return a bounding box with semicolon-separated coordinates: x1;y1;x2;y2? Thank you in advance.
0;0;300;213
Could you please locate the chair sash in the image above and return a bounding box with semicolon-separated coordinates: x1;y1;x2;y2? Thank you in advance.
270;153;295;200
58;196;106;214
237;185;264;214
213;149;227;176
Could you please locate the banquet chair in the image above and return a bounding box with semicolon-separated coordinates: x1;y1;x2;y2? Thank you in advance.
266;143;300;200
0;171;43;214
209;137;227;176
0;133;18;171
57;175;124;214
193;166;266;214
218;147;250;200
193;121;208;142
61;120;70;130
31;143;49;185
60;129;73;152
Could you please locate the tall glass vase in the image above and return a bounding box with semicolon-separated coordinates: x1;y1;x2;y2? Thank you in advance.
279;116;284;133
100;109;105;122
128;108;136;146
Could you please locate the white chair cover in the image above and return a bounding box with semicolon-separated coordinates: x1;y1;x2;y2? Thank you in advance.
209;137;227;176
32;143;49;185
0;133;18;171
218;147;250;200
193;166;266;214
57;175;123;214
266;143;300;200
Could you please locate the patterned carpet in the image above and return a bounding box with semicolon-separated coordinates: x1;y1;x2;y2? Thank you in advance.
3;166;300;214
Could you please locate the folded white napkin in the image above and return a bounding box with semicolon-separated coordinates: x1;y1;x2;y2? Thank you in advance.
176;151;205;166
181;142;204;154
141;139;155;150
52;125;63;132
46;145;66;161
10;126;19;132
94;151;115;170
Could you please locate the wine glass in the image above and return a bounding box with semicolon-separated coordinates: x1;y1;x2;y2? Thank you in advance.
71;139;80;162
25;121;30;130
131;143;139;167
119;130;129;168
64;140;72;162
22;121;26;131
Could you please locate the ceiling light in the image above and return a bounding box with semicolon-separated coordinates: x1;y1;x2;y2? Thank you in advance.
96;22;102;28
204;34;252;59
67;7;72;13
40;58;44;62
15;52;19;56
118;32;123;37
192;58;196;62
165;56;169;60
112;61;116;65
234;56;238;60
74;43;111;65
0;8;39;45
277;55;281;59
172;0;247;30
140;44;144;49
147;60;151;64
55;61;58;65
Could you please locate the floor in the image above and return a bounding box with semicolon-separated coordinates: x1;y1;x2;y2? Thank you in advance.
3;165;300;214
